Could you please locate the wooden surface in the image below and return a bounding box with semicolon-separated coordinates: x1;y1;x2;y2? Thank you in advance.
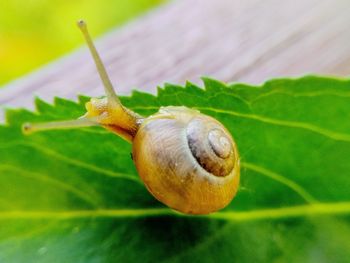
1;0;350;121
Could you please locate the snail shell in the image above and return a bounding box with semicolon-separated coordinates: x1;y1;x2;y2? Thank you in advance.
132;106;240;215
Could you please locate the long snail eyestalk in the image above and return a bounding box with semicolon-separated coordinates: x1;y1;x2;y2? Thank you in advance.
22;20;240;215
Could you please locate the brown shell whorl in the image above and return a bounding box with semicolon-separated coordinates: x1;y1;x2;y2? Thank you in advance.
186;117;235;177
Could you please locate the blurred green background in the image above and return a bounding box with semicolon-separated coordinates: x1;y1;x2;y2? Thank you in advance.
0;0;164;86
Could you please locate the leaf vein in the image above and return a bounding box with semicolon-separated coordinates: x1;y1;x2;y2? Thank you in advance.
0;165;99;208
0;142;141;183
242;162;317;203
198;107;350;142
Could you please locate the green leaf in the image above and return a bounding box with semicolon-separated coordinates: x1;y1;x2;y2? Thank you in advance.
1;76;350;262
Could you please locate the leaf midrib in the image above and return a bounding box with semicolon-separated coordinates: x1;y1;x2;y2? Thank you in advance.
1;202;349;222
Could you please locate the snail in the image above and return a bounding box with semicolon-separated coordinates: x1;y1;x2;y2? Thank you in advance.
22;21;240;215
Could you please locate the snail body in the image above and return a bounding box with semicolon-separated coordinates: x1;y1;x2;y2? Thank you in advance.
23;20;240;215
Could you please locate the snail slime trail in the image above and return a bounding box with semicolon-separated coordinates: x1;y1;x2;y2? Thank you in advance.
22;20;240;215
